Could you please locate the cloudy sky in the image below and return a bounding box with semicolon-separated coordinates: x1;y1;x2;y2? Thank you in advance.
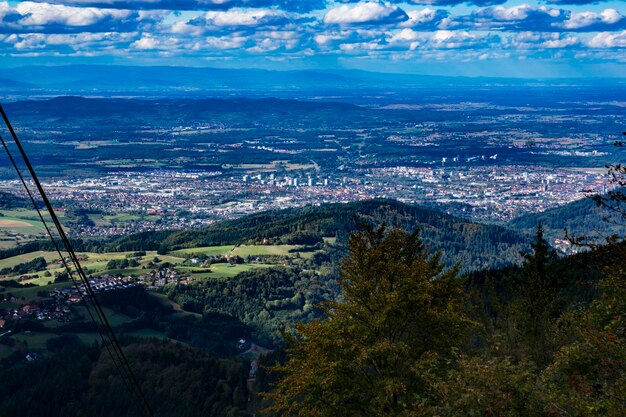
1;0;625;77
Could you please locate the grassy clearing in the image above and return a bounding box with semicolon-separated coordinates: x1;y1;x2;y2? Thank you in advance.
0;251;59;268
0;240;16;249
171;245;235;258
11;332;57;350
74;306;134;327
126;329;168;339
0;209;67;222
173;244;316;258
179;263;273;279
2;282;70;302
149;292;201;317
231;245;299;257
73;332;101;345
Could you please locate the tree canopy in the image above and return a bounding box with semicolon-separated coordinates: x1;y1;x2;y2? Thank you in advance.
264;225;475;416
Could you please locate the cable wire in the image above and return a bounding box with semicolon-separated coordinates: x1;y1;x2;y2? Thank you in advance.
0;128;140;410
0;103;154;417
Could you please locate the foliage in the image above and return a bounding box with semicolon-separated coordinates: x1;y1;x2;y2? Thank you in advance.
0;191;33;209
264;226;476;416
542;248;626;417
509;225;563;367
0;256;47;276
168;267;338;346
0;340;250;417
436;356;551;417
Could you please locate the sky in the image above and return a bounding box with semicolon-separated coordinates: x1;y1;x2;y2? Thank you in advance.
0;0;625;77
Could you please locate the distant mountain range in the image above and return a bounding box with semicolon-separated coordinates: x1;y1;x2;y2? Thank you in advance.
4;95;362;118
1;65;625;99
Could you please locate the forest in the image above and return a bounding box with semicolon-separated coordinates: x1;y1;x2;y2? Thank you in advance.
261;225;626;417
0;184;624;416
0;220;623;416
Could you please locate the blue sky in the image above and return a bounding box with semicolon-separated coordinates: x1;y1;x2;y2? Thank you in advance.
1;0;625;77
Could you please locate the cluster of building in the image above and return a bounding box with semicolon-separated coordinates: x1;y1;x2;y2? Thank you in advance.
366;165;610;221
0;155;613;237
1;289;75;327
0;269;194;329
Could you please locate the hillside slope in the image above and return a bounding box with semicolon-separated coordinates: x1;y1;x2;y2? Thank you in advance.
508;195;626;244
110;199;528;271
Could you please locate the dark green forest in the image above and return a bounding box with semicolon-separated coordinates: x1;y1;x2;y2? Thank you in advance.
0;340;250;417
0;196;624;416
262;226;626;417
508;190;626;243
0;200;530;271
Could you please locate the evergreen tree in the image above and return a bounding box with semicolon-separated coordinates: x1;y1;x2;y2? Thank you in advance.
510;225;562;367
542;245;626;417
264;225;475;416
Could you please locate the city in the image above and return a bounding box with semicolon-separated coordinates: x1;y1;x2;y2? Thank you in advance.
1;161;611;240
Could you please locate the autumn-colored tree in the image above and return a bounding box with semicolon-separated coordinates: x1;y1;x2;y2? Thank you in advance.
264;225;475;417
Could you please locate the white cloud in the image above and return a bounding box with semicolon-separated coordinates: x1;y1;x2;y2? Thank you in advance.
508;32;581;50
201;9;289;27
324;2;407;25
562;9;623;30
389;28;421;42
15;1;132;26
131;34;157;49
0;1;149;33
399;8;447;28
204;34;248;49
588;30;626;48
542;35;579;48
430;30;483;48
480;4;562;21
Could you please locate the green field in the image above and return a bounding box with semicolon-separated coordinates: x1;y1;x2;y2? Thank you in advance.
150;292;203;319
0;243;318;288
87;213;161;227
179;263;273;279
1;282;71;304
231;245;301;257
0;209;68;249
0;216;45;231
11;331;58;350
171;245;235;257
72;332;102;345
172;244;316;259
126;329;168;339
74;306;135;327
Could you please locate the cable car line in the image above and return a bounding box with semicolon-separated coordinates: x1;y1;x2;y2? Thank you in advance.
0;103;154;417
0;127;139;410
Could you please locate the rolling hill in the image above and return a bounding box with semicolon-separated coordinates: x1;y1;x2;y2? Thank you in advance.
108;199;529;271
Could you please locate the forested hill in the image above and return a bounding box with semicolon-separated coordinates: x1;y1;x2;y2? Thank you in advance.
4;96;365;127
508;194;626;242
110;199;528;271
0;191;33;209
